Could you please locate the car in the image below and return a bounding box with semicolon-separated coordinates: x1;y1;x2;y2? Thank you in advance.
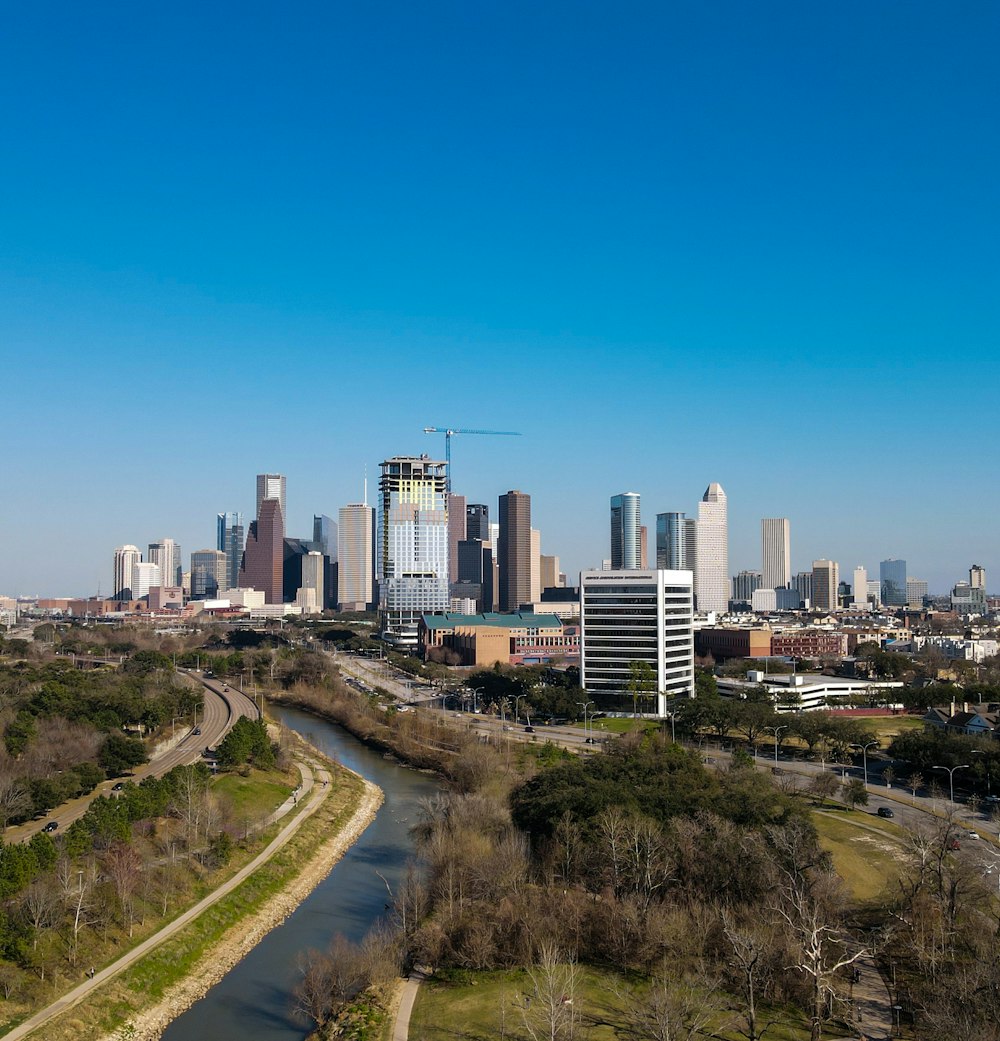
193;727;201;735
968;831;981;840
112;782;124;792
42;821;58;833
877;807;894;818
524;725;535;733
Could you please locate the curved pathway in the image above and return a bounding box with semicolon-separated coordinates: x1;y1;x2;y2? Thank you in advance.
5;757;324;1041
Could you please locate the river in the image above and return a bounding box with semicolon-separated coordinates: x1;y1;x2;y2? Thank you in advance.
161;704;441;1041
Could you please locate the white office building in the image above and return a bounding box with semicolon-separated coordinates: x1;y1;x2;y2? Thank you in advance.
148;538;182;588
131;561;162;599
580;568;695;714
852;566;869;607
695;483;728;614
761;518;791;591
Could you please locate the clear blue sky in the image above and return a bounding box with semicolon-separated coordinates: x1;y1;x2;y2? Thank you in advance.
1;1;997;596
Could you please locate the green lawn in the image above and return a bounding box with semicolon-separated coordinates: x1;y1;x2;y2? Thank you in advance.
813;809;906;902
212;769;294;819
409;967;816;1041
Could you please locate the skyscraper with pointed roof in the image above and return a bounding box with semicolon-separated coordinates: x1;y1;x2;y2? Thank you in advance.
695;483;728;614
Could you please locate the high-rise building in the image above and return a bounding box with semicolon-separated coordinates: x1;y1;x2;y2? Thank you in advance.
378;456;449;644
793;571;814;605
695;483;728;614
760;518;791;591
312;515;337;560
732;571;762;603
190;549;227;599
240;497;285;603
655;513;686;570
147;539;182;589
256;473;286;523
337;503;376;612
610;492;641;570
811;560;840;612
906;578;928;608
530;528;542;602
112;545;142;600
217;512;245;592
852;566;869;608
466;503;490;541
580;568;695;712
540;555;560;591
131;561;161;600
640;525;648;569
684;519;698;597
880;559;907;607
447;493;466;592
297;551;325;612
498;490;531;611
971;564;987;590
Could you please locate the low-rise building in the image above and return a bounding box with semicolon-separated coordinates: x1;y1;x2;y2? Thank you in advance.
718;672;904;712
418;612;578;667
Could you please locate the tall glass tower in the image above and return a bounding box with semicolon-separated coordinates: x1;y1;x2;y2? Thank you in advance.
656;512;686;569
880;558;907;606
217;512;245;592
610;492;641;570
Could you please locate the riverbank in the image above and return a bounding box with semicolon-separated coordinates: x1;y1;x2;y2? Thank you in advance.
100;772;383;1041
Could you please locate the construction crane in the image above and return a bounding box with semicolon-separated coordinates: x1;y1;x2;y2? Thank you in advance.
423;426;522;493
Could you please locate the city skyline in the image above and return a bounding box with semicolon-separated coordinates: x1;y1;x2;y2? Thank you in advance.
2;3;998;595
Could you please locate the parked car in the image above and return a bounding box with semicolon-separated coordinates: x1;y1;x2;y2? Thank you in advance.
42;821;58;833
112;782;124;792
877;807;894;818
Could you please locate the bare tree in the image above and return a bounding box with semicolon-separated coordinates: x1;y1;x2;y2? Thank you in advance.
722;912;778;1041
0;771;32;829
103;842;143;937
519;943;581;1041
615;968;724;1041
57;857;100;966
19;876;60;948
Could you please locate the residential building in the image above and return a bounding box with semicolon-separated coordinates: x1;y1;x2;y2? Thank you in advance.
113;545;142;600
216;512;245;592
880;558;907;607
811;560;839;612
761;518;791;591
732;571;762;603
656;512;686;569
256;473;286;523
378;456;449;645
695;483;728;614
971;564;987;590
191;549;227;598
610;492;642;570
239;497;285;603
580;568;695;712
498;490;531;611
952;577;987;617
337;503;376;612
148;539;182;588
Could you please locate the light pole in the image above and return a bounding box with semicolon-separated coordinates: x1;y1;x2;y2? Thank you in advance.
933;763;970;807
764;724;788;764
513;694;527;727
892;1004;902;1036
851;740;879;790
577;700;594;744
470;687;485;714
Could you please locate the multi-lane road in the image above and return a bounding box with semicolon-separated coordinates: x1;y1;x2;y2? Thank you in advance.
6;670;259;844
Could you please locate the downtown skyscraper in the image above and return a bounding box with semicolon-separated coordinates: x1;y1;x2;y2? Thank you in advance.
240;497;284;603
217;512;245;592
378;456;449;645
695;483;728;614
338;502;376;612
498;490;531;611
760;518;791;591
610;492;641;570
255;473;286;524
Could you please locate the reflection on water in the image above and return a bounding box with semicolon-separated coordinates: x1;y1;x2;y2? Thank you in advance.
162;705;440;1041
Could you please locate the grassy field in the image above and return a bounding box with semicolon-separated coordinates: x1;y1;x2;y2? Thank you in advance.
813;808;907;903
860;714;925;745
409;967;816;1041
213;769;294;819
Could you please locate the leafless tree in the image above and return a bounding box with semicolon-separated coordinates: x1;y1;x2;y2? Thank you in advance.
57;857;100;966
519;942;581;1041
103;841;143;937
19;875;60;947
721;912;779;1041
0;770;32;829
615;967;725;1041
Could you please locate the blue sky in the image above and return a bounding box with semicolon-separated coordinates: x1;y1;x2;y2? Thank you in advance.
1;1;997;596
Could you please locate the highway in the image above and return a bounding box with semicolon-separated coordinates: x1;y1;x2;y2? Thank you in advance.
6;670;259;844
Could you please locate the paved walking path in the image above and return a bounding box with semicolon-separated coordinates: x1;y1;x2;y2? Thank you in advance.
391;968;428;1041
4;757;326;1041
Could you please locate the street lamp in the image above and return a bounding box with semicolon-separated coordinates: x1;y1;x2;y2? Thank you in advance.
971;749;992;797
892;1004;902;1036
513;694;527;726
851;740;879;790
932;763;970;807
577;700;594;744
470;687;485;714
764;725;789;765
